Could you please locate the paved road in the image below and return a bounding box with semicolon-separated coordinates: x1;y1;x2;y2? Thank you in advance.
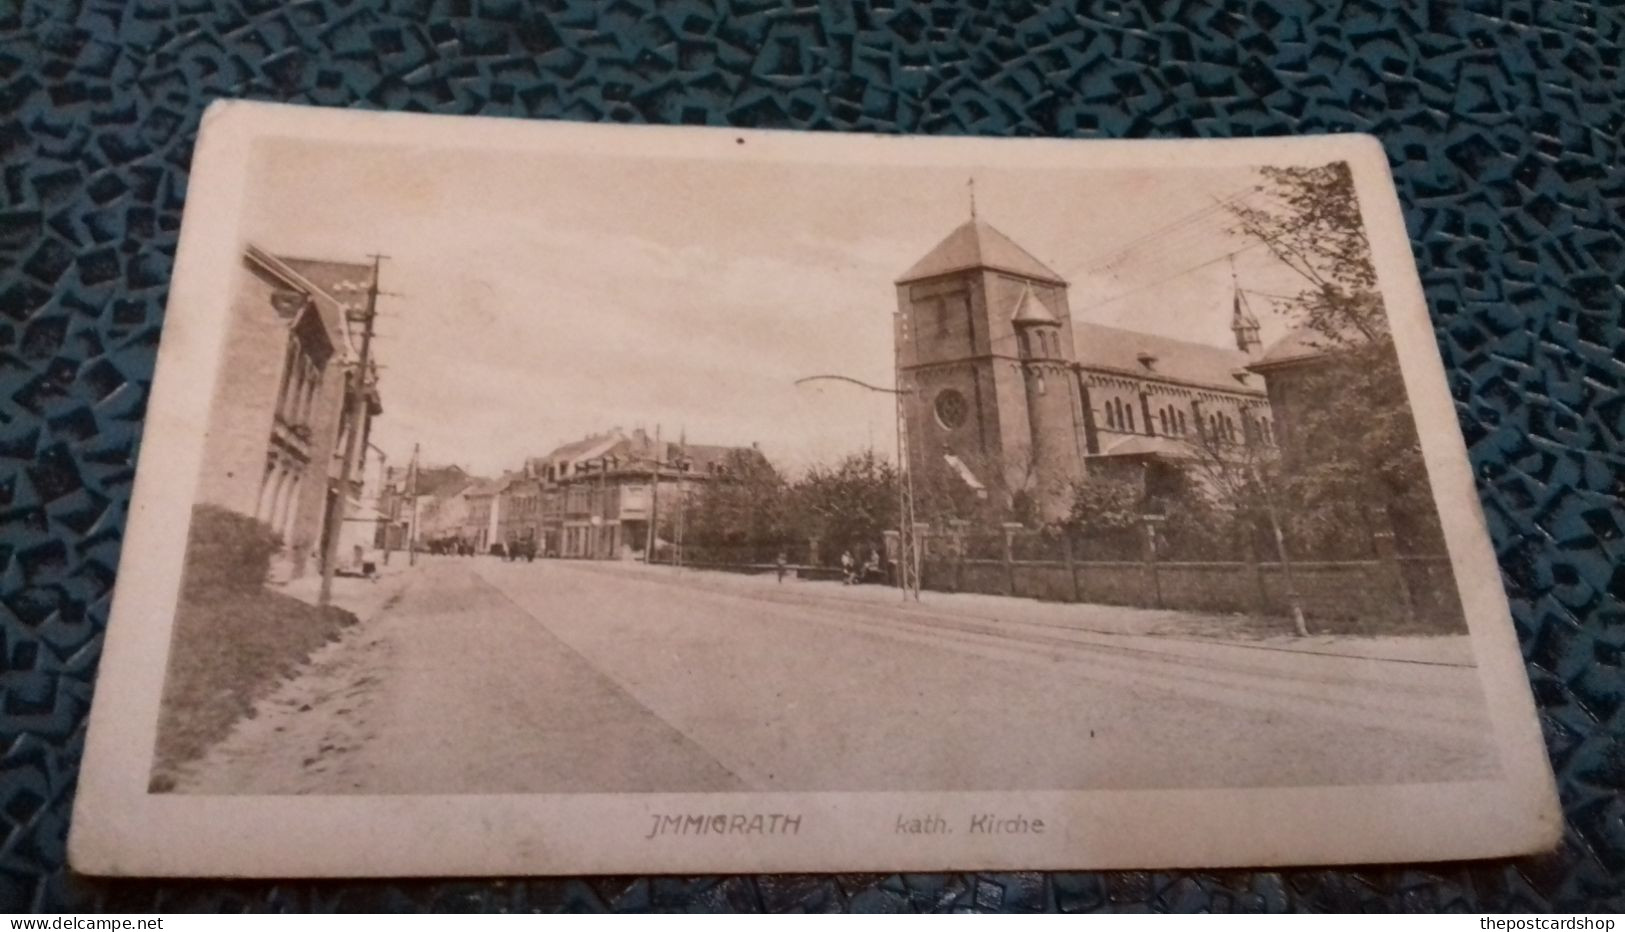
176;557;1498;794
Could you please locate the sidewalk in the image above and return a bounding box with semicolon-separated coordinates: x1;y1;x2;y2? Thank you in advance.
274;554;421;624
566;558;1476;667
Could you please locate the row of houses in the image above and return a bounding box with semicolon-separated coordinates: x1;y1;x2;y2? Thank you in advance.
379;428;761;561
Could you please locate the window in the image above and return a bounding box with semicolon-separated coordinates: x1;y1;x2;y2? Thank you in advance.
1105;403;1116;429
276;340;299;420
1177;410;1187;435
1125;404;1135;433
935;299;950;337
934;388;969;430
1159;409;1170;435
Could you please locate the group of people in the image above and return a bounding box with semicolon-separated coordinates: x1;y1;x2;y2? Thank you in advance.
499;539;538;562
839;548;884;586
415;538;537;560
769;547;885;585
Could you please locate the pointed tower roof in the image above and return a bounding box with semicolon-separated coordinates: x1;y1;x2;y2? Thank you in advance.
1010;283;1059;325
1231;289;1260;330
897;220;1066;285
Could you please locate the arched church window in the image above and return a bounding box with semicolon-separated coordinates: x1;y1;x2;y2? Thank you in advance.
1125;405;1135;433
1159;409;1169;435
1177;410;1187;435
1105;402;1117;430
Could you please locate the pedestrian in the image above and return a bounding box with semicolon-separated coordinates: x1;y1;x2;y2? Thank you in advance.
863;549;881;584
840;549;855;585
776;551;788;584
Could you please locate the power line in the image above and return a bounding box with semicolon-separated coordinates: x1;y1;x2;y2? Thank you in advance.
1065;186;1260;276
1071;241;1266;316
1083;220;1248;283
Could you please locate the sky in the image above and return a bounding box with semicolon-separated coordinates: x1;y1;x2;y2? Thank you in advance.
240;135;1311;477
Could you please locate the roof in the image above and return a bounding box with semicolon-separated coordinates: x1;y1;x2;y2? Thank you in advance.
942;453;987;492
528;432;626;474
413;465;470;497
432;478;474;499
278;257;374;310
1231;290;1261;330
1251;325;1340;370
1072;322;1264;395
1011;285;1059;325
672;442;761;474
461;477;508;497
1091;434;1194;460
897;220;1066;285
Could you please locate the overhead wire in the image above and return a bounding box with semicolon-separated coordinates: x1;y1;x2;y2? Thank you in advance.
1064;185;1262;277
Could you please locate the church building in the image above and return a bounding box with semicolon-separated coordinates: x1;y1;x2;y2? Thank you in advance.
895;218;1276;522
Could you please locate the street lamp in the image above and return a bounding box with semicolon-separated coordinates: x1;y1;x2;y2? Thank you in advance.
793;373;920;601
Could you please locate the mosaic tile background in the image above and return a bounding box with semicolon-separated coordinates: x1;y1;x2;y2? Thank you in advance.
2;0;1622;914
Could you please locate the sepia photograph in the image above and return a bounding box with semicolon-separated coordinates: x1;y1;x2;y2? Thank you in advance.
70;104;1557;876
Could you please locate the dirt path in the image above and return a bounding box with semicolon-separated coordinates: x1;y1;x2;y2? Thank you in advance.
173;581;407;794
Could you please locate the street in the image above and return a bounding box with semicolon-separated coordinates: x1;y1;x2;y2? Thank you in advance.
175;557;1499;795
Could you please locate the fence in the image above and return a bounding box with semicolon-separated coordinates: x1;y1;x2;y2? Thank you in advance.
908;523;1466;633
646;524;1468;634
649;538;855;581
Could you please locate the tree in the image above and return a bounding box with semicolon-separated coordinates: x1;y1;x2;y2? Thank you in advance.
1228;161;1385;347
1229;162;1445;556
1061;474;1143;536
911;443;1000;528
682;449;791;562
790;449;898;561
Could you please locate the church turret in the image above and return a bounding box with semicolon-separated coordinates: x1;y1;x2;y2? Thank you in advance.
1231;287;1262;355
1011;284;1063;359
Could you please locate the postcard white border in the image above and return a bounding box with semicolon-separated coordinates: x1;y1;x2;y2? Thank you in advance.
68;101;1560;877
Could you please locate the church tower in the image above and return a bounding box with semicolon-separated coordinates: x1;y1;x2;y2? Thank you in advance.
895;219;1088;522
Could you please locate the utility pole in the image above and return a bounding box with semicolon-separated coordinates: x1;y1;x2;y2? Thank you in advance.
599;456;609;560
646;424;660;562
407;441;420;567
894;352;920;601
675;427;687;570
319;254;385;608
791;372;920;601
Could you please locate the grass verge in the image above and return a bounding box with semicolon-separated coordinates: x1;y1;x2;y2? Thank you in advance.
149;581;357;791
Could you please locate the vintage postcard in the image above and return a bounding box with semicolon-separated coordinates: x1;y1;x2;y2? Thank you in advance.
69;102;1559;876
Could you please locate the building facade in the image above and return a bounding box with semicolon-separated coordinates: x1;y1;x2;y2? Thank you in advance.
529;428;756;560
496;474;544;552
895;219;1273;521
192;245;381;580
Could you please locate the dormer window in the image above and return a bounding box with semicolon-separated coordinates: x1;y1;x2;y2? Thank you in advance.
1137;352;1157;370
1231;369;1251;384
